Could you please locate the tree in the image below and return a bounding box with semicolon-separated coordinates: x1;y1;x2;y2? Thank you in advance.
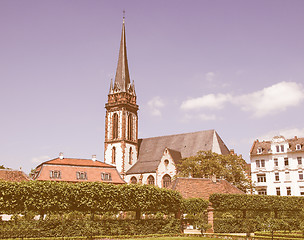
176;151;251;192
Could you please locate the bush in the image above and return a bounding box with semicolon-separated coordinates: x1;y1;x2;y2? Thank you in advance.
0;218;181;238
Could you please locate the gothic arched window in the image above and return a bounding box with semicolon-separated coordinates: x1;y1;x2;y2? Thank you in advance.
113;113;118;140
129;147;133;165
147;175;155;185
127;114;133;140
162;174;171;188
112;147;116;164
130;176;137;184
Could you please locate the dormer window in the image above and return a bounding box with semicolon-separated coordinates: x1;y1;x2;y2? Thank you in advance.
296;144;301;151
281;145;284;152
276;145;280;152
257;147;262;154
101;172;112;181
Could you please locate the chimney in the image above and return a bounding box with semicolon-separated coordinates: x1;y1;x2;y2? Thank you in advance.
211;175;217;183
295;136;298;140
92;155;97;161
59;152;64;160
230;149;235;155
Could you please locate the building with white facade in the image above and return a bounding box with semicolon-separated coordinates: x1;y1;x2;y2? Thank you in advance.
104;17;231;188
250;135;304;196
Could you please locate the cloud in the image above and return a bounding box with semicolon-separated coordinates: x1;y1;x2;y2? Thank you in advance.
205;72;215;82
181;113;218;122
257;128;304;141
147;96;165;116
198;114;217;121
31;155;50;163
234;81;304;118
181;93;232;110
180;81;304;118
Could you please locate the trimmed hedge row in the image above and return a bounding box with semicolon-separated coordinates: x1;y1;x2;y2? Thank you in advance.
209;193;304;211
214;218;300;233
0;181;182;214
0;219;181;238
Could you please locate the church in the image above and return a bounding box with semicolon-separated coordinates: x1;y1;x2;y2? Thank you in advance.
33;17;231;188
103;17;231;188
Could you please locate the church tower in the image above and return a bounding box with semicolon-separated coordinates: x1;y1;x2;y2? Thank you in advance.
104;17;139;178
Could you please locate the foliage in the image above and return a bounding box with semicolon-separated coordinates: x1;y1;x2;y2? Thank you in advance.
0;218;180;238
209;193;304;211
176;151;250;192
0;181;182;215
181;198;209;214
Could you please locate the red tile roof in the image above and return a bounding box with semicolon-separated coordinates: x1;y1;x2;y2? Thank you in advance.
37;158;116;168
168;177;244;200
0;169;30;182
33;157;125;184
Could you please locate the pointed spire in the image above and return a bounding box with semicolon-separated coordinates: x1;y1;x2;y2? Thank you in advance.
114;14;130;92
109;78;113;94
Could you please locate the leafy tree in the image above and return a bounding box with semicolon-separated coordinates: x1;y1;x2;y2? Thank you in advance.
176;151;251;192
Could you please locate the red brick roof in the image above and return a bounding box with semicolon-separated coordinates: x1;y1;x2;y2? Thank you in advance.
37;157;116;168
0;169;30;182
168;177;244;200
34;158;125;184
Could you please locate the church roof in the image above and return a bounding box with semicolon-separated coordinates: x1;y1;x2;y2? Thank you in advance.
168;177;244;200
127;129;230;174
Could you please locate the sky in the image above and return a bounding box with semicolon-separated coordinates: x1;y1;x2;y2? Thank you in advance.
1;0;304;174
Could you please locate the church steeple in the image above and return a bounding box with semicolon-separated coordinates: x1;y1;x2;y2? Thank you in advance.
104;15;139;177
113;16;131;92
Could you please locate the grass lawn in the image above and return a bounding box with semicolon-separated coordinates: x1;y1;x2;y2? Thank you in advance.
127;237;214;240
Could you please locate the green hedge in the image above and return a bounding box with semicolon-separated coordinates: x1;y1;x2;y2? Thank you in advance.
209;193;304;211
0;181;182;214
0;219;181;238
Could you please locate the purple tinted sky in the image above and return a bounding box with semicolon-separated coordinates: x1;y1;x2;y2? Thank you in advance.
1;0;304;173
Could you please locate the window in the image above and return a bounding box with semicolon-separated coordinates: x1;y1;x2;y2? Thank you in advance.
276;145;280;152
112;147;116;164
276;187;281;196
274;158;278;167
275;172;280;181
101;172;112;181
130;176;137;184
299;171;304;180
257;174;266;183
281;145;285;152
258;189;267;195
162;174;171;188
129;147;133;165
164;159;169;166
76;171;87;180
261;159;265;168
256;160;260;168
296;144;302;151
285;172;290;181
298;157;302;165
286;187;291;196
300;187;304;196
50;170;61;179
257;147;262;154
127;114;133;141
284;158;289;166
147;175;155;185
112;113;118;139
